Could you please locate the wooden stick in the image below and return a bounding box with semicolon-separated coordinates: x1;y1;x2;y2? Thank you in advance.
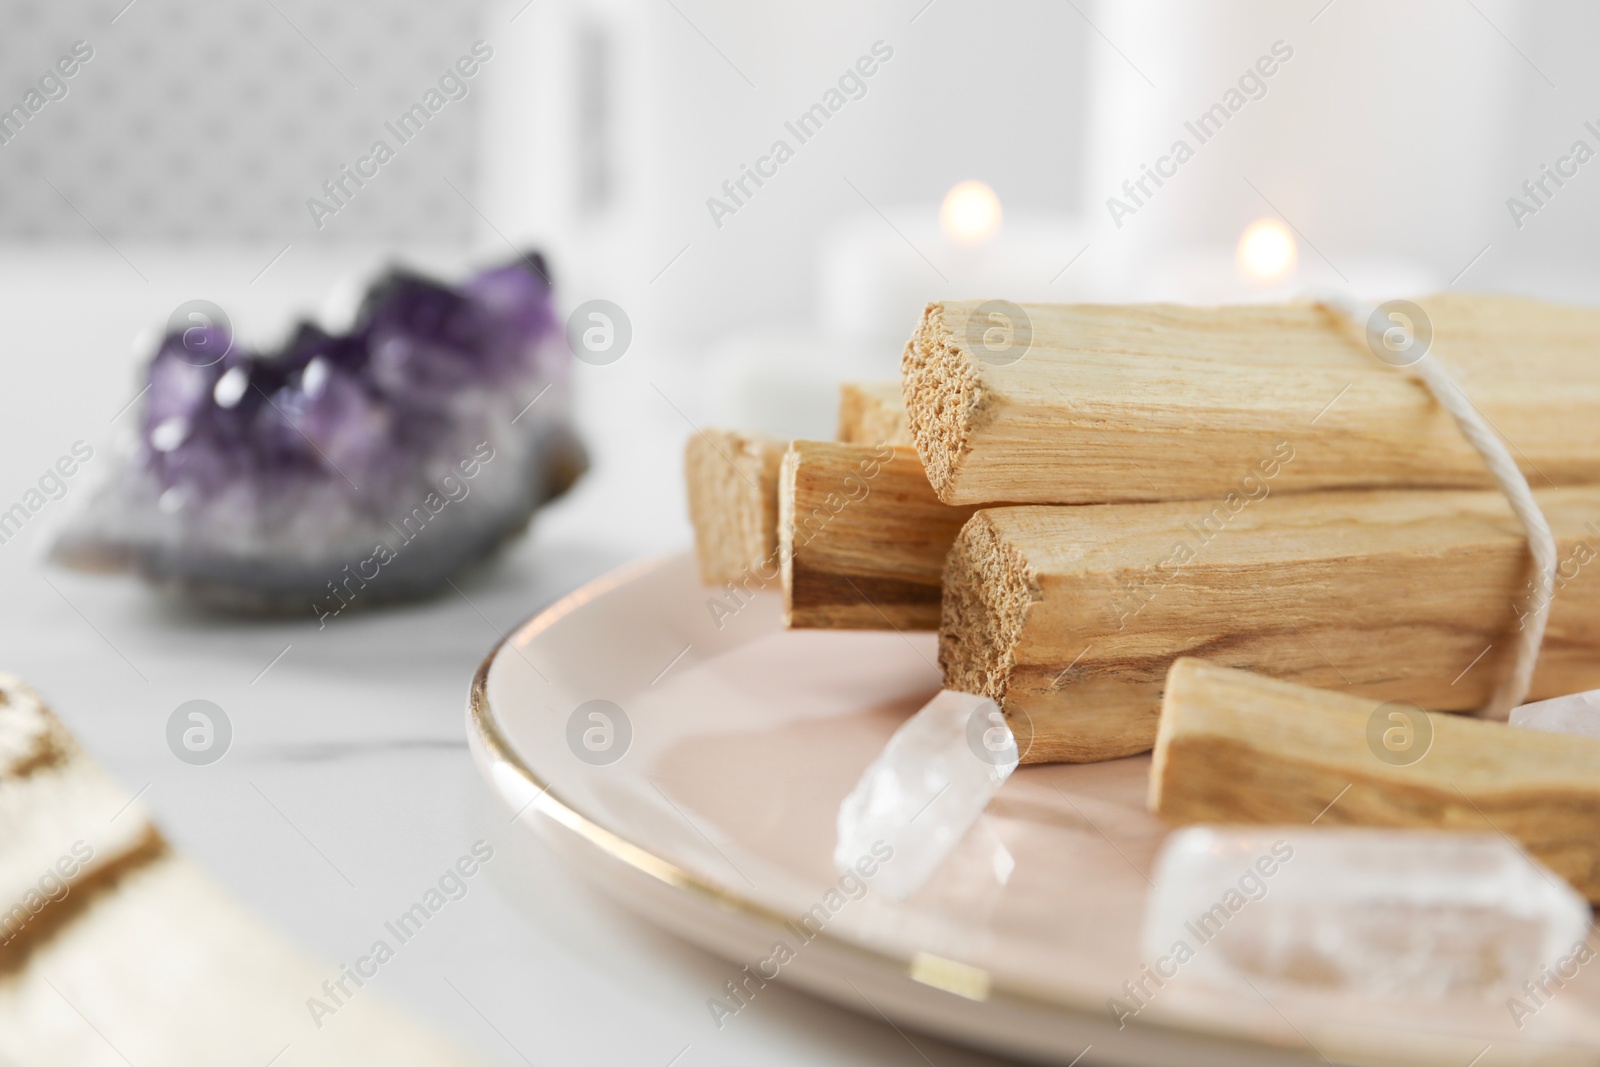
837;381;911;446
1150;658;1600;903
684;430;785;585
941;486;1600;764
902;293;1600;505
686;384;907;586
780;440;973;630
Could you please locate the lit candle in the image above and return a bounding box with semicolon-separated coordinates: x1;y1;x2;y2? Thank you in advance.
819;181;1096;348
1236;216;1298;286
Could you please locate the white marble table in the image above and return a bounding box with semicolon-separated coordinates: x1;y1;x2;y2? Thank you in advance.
0;246;1013;1066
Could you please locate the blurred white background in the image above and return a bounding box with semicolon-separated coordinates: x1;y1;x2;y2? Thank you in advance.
2;1;1597;1064
7;0;1589;433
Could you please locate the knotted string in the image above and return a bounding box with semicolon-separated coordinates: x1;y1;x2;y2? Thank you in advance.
1315;293;1556;721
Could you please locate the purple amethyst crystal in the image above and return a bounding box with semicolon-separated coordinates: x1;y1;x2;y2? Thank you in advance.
52;253;586;614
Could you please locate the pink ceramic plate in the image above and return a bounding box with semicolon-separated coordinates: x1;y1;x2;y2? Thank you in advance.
468;553;1600;1066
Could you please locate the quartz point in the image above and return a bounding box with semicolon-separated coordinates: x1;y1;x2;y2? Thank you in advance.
835;690;1017;900
50;254;585;612
1511;688;1600;740
1143;827;1591;999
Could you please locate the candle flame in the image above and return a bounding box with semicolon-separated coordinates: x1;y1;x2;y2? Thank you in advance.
940;181;1003;245
1236;217;1298;284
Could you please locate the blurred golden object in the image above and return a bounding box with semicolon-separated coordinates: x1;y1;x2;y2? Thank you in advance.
0;675;489;1067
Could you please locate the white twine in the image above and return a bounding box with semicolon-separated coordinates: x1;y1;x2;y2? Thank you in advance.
1316;293;1556;721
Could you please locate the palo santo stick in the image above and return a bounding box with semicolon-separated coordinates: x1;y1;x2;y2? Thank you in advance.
685;430;785;585
780;440;972;630
902;293;1600;505
942;486;1600;764
838;381;911;446
1150;658;1600;902
686;383;905;585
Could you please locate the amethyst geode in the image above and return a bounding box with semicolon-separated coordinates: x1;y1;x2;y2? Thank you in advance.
52;253;586;614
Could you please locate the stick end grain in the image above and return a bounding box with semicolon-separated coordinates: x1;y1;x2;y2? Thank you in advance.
838;381;911;446
684;430;784;586
902;303;985;504
940;509;1038;706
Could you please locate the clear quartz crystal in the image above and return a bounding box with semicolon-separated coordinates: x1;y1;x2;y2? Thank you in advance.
1511;688;1600;739
1143;828;1591;999
835;690;1017;900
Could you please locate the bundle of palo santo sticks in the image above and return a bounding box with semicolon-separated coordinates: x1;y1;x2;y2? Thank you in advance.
685;294;1600;773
